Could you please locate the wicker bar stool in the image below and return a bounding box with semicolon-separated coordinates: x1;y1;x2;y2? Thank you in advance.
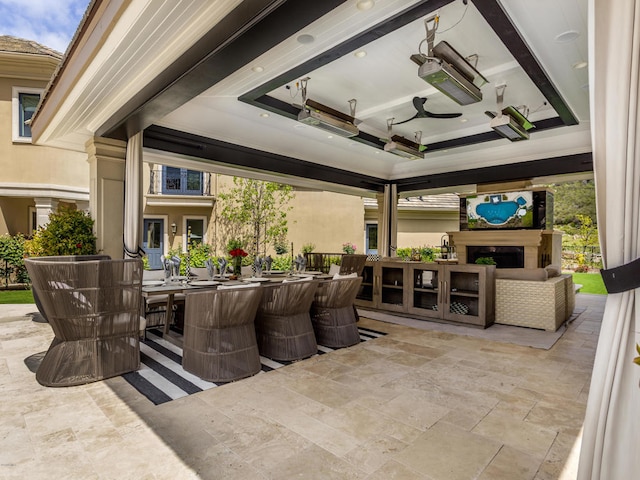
182;285;262;382
255;279;318;361
310;276;363;348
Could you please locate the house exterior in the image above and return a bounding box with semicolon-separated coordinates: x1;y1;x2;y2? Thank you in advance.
0;36;89;236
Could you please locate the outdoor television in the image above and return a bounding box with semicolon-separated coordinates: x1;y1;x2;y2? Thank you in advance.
459;189;553;230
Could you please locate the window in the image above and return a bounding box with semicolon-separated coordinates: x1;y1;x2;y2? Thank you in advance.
162;167;203;195
12;87;42;142
184;217;206;250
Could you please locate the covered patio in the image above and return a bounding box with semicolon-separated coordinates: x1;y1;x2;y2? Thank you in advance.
27;1;640;478
1;294;603;479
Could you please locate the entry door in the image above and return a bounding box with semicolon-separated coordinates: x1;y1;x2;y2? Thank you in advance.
143;219;164;270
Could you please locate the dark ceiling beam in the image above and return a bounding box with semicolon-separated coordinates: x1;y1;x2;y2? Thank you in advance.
394;152;593;193
98;0;346;140
242;0;578;153
473;1;579;126
426;117;565;151
143;125;387;192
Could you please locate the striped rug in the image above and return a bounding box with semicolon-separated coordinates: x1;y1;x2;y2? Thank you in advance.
122;327;386;405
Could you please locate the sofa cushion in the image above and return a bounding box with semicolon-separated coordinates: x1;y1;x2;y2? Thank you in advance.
495;268;548;281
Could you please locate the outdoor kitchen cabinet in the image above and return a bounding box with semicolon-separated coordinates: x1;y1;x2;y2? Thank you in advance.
356;261;495;328
355;261;408;313
408;263;495;327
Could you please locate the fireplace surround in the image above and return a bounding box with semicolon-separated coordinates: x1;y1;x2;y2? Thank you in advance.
447;230;562;269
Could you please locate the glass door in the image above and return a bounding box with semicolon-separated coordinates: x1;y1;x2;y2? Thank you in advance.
143;219;164;270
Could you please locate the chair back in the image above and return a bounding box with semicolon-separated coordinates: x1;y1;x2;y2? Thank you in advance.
314;276;363;309
259;279;318;317
339;254;367;276
183;285;263;381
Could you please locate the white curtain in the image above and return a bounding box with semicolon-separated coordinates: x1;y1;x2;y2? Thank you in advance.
578;1;640;478
123;132;144;259
378;184;398;257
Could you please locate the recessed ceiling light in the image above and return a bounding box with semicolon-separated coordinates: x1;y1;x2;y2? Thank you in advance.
356;0;375;11
327;135;334;139
354;50;367;58
573;61;588;69
260;113;270;118
459;118;468;123
555;30;580;42
252;66;264;73
296;34;315;44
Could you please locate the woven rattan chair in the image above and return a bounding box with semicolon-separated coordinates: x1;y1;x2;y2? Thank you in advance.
30;255;111;322
182;285;263;382
339;254;367;275
255;279;318;361
310;276;363;348
25;257;143;387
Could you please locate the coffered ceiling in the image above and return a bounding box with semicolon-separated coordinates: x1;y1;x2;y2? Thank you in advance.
34;0;592;197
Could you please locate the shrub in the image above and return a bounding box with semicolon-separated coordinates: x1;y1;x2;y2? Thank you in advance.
25;207;96;257
575;264;590;273
396;246;436;262
270;255;292;271
167;243;216;274
0;234;29;284
301;243;315;254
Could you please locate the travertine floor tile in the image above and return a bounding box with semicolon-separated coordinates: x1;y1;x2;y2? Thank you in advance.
0;295;603;479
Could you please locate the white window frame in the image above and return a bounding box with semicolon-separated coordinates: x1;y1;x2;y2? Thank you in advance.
183;216;207;251
12;87;43;143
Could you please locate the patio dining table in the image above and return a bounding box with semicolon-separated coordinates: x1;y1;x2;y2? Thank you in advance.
141;271;332;335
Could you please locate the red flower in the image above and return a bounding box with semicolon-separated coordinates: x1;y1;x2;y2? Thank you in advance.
229;248;248;258
76;243;82;249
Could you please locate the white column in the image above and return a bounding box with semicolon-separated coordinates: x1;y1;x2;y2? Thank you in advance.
33;197;58;228
85;137;127;259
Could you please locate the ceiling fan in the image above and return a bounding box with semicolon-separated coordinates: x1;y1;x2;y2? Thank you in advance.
392;96;462;125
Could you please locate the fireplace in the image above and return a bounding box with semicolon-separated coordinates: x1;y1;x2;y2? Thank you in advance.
467;246;524;268
447;230;562;269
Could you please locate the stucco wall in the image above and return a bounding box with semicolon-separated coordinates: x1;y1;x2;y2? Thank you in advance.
287;190;364;255
0;77;88;189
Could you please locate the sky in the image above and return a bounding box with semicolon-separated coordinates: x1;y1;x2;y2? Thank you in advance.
0;0;90;53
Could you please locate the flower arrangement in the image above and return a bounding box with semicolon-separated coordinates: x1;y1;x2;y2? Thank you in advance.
342;242;357;254
229;248;248;258
228;247;248;276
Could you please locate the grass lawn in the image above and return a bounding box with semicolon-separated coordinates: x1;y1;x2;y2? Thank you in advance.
0;289;35;304
571;272;607;295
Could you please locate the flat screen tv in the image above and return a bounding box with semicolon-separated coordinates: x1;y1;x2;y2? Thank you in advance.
459;189;553;230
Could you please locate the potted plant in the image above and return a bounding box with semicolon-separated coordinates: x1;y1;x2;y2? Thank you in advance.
474;256;497;265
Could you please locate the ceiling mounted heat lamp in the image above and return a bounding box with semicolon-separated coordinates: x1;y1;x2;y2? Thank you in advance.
416;14;488;105
486;84;534;141
297;78;359;137
383;119;426;160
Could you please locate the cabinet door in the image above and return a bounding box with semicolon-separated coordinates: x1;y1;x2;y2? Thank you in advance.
378;263;407;312
443;264;491;326
407;264;442;319
354;263;376;308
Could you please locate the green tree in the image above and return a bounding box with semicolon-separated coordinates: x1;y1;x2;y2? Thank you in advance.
553;180;596;226
217;177;294;258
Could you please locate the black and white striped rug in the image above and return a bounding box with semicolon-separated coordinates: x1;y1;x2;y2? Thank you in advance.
122;327;386;405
